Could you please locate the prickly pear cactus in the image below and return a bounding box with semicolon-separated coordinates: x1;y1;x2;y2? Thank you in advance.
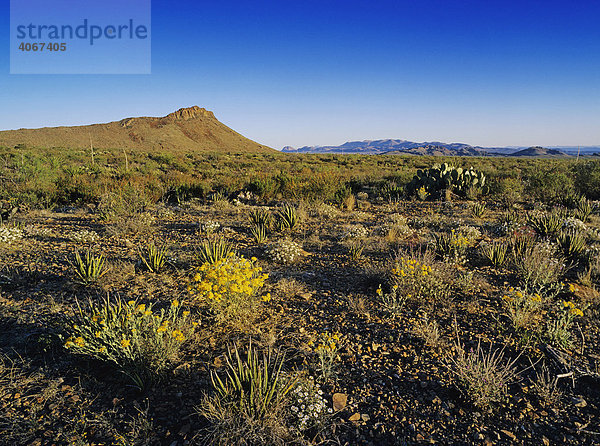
407;164;487;199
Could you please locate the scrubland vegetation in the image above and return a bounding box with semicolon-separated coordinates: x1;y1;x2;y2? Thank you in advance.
1;147;600;445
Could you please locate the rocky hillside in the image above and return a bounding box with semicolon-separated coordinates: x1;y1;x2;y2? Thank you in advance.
0;106;273;153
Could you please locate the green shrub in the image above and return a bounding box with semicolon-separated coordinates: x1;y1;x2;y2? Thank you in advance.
64;297;196;387
574;160;600;200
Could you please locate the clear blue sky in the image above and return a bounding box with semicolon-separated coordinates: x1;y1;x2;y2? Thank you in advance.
1;0;599;149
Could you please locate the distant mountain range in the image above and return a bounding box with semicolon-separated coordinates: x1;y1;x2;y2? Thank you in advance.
282;139;600;157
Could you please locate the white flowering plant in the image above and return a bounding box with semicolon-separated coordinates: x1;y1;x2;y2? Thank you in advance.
288;375;332;432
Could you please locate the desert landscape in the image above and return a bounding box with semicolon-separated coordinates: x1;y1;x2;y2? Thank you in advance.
0;107;599;445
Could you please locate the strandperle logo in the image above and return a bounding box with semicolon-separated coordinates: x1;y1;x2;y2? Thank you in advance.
10;0;151;74
15;19;149;46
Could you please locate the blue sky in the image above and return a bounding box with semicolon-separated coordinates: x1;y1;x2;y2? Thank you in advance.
1;0;599;149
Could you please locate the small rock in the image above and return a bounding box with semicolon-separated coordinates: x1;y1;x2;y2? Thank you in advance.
572;396;587;408
361;413;370;422
349;413;361;422
500;429;516;441
542;436;550;446
333;393;347;411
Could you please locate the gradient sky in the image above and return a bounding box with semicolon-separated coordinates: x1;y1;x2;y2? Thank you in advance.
1;0;599;149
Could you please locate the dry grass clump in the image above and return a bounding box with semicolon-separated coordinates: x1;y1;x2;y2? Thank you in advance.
446;338;521;409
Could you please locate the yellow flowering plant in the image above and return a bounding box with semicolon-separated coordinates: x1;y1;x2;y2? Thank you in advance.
188;253;269;329
64;296;197;387
546;298;585;349
307;332;341;382
501;288;545;343
390;254;451;304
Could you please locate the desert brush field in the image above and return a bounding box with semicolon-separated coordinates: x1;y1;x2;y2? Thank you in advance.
1;150;600;445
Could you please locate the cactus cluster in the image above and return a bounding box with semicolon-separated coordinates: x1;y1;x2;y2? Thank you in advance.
408;163;488;199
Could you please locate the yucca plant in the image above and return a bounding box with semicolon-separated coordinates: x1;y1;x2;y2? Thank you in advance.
250;224;268;244
197;237;235;265
471;202;487;219
481;241;508;267
527;211;562;237
276;204;299;231
557;230;587;258
70;249;108;284
575;197;595;222
211;343;298;419
510;232;536;260
139;242;167;273
249;208;273;229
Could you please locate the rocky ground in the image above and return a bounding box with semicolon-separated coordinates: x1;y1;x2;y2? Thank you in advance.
1;198;599;445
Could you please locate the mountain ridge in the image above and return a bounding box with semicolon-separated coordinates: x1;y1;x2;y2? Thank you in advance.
0;106;274;153
281;139;596;157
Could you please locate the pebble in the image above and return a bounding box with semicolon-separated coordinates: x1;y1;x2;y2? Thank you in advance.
571;396;587;408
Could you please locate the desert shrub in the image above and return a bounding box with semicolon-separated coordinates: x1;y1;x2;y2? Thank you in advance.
139;242;167;273
376;284;406;316
411;315;443;348
491;176;524;206
307;332;341;382
196;237;235;265
527;166;575;204
446;338;520;409
199;343;298;446
573;160;600;200
512;241;565;295
70;249;108;285
267;239;303;264
64;298;196;387
501;288;544;342
390;252;451;304
434;229;471;263
288;375;332;432
545;299;585;349
531;363;561;407
189;254;269;329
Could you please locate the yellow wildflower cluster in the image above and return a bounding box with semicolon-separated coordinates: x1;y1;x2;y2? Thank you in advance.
392;257;432;279
308;332;341;353
63;298;198;380
448;229;470;248
502;288;542;304
189;254;268;303
562;300;584;317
